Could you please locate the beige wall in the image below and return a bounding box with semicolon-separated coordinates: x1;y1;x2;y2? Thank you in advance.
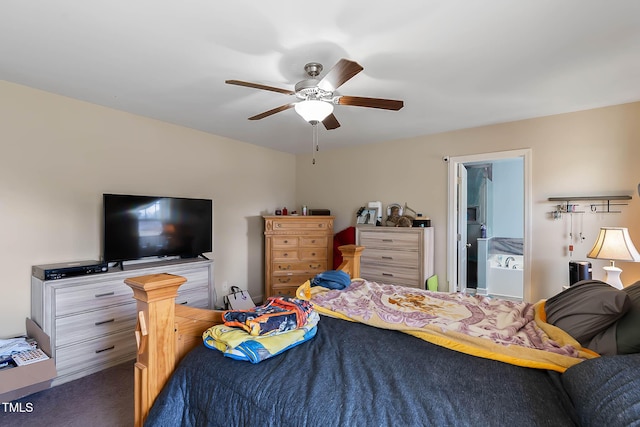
296;102;640;301
0;81;296;336
3;79;639;336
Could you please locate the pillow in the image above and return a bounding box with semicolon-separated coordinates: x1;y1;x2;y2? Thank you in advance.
585;323;618;356
616;280;640;354
562;353;640;426
545;280;630;344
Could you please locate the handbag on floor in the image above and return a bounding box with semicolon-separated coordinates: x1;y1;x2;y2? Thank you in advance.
224;286;255;310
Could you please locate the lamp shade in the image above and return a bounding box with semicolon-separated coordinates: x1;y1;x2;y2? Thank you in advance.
294;100;333;123
587;227;640;262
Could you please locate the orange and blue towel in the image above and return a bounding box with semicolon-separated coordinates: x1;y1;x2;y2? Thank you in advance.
203;311;319;363
222;296;314;336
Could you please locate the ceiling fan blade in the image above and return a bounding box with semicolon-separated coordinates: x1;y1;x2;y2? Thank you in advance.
338;96;404;111
322;113;341;130
248;104;295;120
226;80;295;95
317;59;364;92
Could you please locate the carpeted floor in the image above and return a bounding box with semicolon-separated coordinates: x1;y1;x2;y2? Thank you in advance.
0;360;134;427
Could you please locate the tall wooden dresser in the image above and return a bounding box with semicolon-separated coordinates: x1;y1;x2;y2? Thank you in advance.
356;226;434;289
264;215;334;298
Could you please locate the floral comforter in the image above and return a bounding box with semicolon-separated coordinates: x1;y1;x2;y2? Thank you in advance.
298;279;598;372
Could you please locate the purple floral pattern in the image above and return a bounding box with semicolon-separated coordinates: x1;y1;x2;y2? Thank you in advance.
312;280;585;358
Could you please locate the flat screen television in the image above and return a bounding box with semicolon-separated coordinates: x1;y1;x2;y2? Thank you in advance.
103;194;212;263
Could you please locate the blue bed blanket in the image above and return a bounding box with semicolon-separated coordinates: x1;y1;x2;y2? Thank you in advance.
146;316;588;426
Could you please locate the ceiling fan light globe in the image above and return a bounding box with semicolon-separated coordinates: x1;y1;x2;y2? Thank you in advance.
295;100;333;123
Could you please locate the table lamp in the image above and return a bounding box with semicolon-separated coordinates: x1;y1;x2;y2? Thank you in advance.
586;227;640;289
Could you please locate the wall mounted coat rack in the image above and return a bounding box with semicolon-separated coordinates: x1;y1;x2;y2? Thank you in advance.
547;195;631;219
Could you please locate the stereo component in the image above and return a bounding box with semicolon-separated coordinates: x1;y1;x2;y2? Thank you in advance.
32;260;108;281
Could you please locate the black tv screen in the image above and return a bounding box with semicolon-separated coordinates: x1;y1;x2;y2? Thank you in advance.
103;194;212;263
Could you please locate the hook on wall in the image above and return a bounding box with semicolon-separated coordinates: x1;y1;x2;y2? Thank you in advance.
547;195;631;217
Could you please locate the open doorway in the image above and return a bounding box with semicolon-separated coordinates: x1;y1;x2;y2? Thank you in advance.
464;163;493;289
446;149;532;301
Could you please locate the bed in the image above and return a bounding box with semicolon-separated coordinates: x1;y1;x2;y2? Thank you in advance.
124;245;640;426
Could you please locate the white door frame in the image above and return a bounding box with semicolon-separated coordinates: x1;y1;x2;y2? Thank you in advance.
446;149;532;301
457;163;468;291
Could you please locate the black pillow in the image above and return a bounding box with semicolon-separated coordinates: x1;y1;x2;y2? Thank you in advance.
545;280;630;344
585;323;618;356
616;280;640;354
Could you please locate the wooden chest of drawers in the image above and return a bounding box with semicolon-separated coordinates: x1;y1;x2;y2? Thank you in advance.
356;226;434;289
31;259;213;386
264;216;334;298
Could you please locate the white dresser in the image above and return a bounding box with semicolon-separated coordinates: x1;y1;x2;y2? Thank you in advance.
31;259;213;386
356;227;434;289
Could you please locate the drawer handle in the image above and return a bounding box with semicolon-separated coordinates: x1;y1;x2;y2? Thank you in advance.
95;345;115;354
94;318;115;326
382;256;393;260
94;291;115;298
382;239;393;243
309;264;322;269
311;252;316;256
382;273;394;277
179;300;188;305
284;240;288;244
283;253;289;257
278;278;291;283
278;265;292;270
310;239;316;243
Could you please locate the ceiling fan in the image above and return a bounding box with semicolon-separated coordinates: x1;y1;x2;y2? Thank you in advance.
225;58;404;130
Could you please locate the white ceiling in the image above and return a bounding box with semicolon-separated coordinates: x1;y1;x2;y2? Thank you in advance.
2;1;639;154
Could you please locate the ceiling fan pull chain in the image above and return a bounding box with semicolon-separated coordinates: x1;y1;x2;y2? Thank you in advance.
312;123;321;164
312;123;317;165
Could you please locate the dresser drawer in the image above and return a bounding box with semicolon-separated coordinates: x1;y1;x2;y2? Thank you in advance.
299;248;327;260
362;273;422;288
270;277;310;298
272;249;300;261
269;285;299;298
300;236;328;247
55;302;137;347
55;329;137;375
270;273;312;288
360;263;421;286
176;288;210;309
361;248;419;268
273;261;326;273
272;236;299;248
358;231;420;250
54;281;134;317
271;219;331;231
177;269;210;293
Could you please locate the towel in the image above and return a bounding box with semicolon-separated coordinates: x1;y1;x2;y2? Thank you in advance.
223;296;314;336
203;311;319;363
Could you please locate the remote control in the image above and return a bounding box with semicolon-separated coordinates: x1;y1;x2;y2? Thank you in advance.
12;348;50;366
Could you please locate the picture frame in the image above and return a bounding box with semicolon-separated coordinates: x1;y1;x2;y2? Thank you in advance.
356;207;378;226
